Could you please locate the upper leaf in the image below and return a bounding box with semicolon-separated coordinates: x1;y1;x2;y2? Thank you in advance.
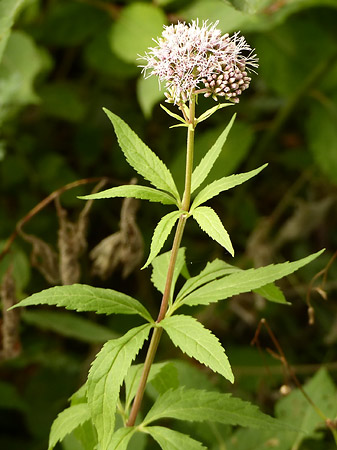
142;210;182;269
143;388;297;432
87;324;152;450
176;259;238;302
192;206;234;256
79;185;177;205
179;250;324;308
144;426;206;450
191;164;267;210
103;108;180;201
191;114;236;194
151;247;186;302
160;315;234;383
12;284;153;323
48;403;91;450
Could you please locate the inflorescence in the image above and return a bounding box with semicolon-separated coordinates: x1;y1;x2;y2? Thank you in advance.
140;20;258;104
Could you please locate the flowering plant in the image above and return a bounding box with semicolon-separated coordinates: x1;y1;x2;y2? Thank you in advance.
12;20;323;450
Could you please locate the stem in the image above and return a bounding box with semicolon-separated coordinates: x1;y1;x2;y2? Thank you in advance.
126;96;196;427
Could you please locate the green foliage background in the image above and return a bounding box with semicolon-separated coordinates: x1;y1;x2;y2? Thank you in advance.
1;0;337;449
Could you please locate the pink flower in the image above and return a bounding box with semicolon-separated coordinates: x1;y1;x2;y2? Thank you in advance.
140;20;258;104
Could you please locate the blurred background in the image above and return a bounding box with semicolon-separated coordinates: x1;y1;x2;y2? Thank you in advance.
1;0;337;448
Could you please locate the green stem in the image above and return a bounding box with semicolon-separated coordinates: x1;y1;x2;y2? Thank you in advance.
126;96;196;427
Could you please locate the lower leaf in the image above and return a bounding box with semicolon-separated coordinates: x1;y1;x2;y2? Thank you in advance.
87;324;152;450
144;426;206;450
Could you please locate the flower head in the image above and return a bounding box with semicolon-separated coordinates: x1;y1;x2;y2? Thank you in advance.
140;20;258;104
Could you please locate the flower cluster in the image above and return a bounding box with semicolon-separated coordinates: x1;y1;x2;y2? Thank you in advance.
140;20;258;104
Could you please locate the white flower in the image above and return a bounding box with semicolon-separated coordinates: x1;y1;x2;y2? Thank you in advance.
140;20;258;104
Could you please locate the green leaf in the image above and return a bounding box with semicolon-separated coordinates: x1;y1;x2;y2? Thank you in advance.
108;427;137;450
87;324;152;450
0;0;25;62
144;388;296;432
192;206;234;256
254;283;288;304
48;404;91;450
149;362;179;396
160;104;187;124
160;315;234;383
12;284;153;323
191;114;236;193
79;184;176;205
142;210;182;269
176;259;239;302
125;362;173;411
103;109;180;201
110;3;166;64
22;310;117;343
180;250;324;308
191;164;267;210
137;75;165;119
144;426;206;450
151;247;186;301
196;102;233;124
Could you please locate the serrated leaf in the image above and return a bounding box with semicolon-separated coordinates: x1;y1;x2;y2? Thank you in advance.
192;206;234;256
142;210;182;269
48;404;91;450
108;427;137;450
12;284;153;323
143;388;296;432
79;184;176;205
103;109;179;201
145;426;206;450
160;315;233;383
151;247;186;301
180;250;324;308
191;164;267;210
87;324;152;450
191;114;236;193
176;259;239;302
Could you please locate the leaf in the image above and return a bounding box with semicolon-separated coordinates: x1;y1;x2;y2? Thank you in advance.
191;114;236;193
191;164;267;210
143;388;296;432
137;75;165;118
275;367;337;449
160;104;187;123
160;315;234;383
176;259;239;302
125;362;173;410
144;426;206;450
0;0;25;63
110;3;166;64
192;206;234;256
22;310;117;343
142;210;182;269
103;109;180;201
180;250;324;308
108;427;137;450
87;324;152;450
151;247;186;300
12;284;153;323
196;102;233;124
79;184;176;205
254;283;288;304
48;404;91;450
